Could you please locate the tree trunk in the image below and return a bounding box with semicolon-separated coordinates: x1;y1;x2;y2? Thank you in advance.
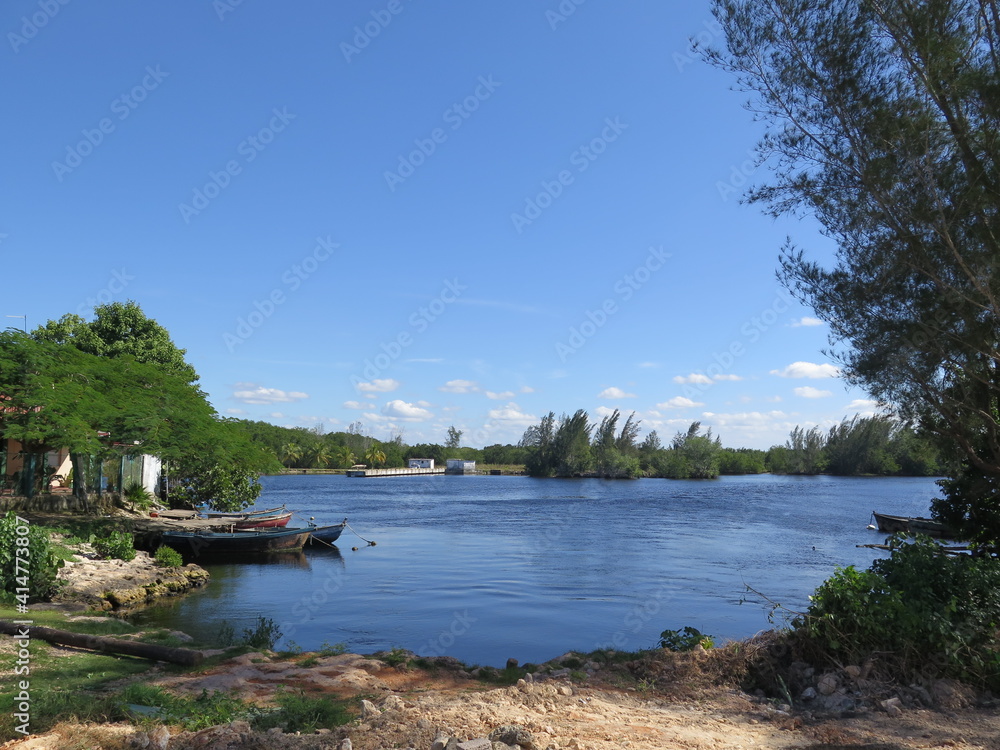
0;620;203;666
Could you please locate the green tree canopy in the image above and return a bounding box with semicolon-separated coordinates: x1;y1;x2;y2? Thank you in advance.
706;0;1000;541
34;301;197;383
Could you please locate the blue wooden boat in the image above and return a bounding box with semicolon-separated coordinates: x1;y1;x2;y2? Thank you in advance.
161;525;313;556
305;520;346;545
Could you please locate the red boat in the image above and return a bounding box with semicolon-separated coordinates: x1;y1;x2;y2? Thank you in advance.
232;511;291;529
205;506;292;529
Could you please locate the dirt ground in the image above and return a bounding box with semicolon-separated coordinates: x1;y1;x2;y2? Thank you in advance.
3;647;1000;750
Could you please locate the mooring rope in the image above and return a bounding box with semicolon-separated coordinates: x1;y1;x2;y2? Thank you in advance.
345;520;376;546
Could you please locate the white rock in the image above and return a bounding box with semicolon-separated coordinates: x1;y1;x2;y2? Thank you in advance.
360;699;381;719
817;674;838;696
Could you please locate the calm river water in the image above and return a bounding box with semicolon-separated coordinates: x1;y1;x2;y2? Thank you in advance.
134;473;941;666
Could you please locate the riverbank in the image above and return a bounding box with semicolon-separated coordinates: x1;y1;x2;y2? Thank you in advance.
2;633;1000;750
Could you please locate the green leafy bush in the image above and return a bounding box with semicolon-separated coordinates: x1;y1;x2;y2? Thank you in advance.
123;481;154;510
93;530;136;562
797;536;1000;687
254;688;352;732
241;616;281;650
153;545;183;568
0;512;63;602
658;626;714;651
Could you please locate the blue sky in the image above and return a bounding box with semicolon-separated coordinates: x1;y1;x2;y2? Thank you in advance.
2;0;877;449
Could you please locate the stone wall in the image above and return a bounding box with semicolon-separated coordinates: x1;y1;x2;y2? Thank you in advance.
0;493;96;512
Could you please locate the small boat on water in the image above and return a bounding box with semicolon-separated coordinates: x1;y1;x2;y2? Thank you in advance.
305;520;347;545
871;511;952;538
161;525;313;556
203;505;292;529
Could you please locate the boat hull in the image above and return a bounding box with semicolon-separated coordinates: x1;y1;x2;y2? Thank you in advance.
161;527;312;556
872;511;951;538
306;522;346;545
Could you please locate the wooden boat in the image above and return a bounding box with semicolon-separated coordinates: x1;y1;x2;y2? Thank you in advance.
306;520;347;545
204;507;292;529
871;511;952;538
160;526;313;556
204;505;287;518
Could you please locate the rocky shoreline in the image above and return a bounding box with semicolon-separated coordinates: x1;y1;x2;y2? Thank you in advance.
50;538;209;612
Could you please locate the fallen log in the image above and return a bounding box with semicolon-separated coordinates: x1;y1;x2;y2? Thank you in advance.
0;620;204;666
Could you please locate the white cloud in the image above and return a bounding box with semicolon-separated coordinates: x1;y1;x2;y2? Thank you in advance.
598;386;636;399
416;400;433;407
657;396;704;409
770;361;841;379
595;406;617;418
485;390;515;400
439;379;480;394
794;386;833;399
268;412;285;419
233;384;309;405
846;399;881;416
520;385;535;393
637;362;659;369
791;316;824;327
381;400;433;421
355;378;401;393
343;400;374;410
673;373;712;385
486;402;537;427
702;410;790;428
765;395;783;403
225;408;247;415
713;374;743;382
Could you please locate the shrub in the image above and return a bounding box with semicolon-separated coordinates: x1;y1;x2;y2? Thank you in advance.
796;536;1000;687
241;616;281;650
123;481;154;510
254;689;352;732
659;627;714;651
0;511;63;601
93;530;136;562
153;545;183;568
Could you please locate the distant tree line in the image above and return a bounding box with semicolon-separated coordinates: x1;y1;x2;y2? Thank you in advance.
238;411;943;480
235;420;528;470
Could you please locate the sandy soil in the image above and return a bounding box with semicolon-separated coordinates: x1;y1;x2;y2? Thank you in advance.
3;647;1000;750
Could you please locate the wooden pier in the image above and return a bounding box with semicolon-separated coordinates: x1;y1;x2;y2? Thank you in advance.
345;467;446;478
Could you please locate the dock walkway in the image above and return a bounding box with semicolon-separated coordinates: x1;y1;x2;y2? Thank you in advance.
345;467;446;478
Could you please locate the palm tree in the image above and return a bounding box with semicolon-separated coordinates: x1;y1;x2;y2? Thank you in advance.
332;445;356;469
307;443;334;469
364;443;386;468
280;442;304;468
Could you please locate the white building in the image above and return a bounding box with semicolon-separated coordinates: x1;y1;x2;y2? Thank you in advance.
445;459;476;474
408;458;434;469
